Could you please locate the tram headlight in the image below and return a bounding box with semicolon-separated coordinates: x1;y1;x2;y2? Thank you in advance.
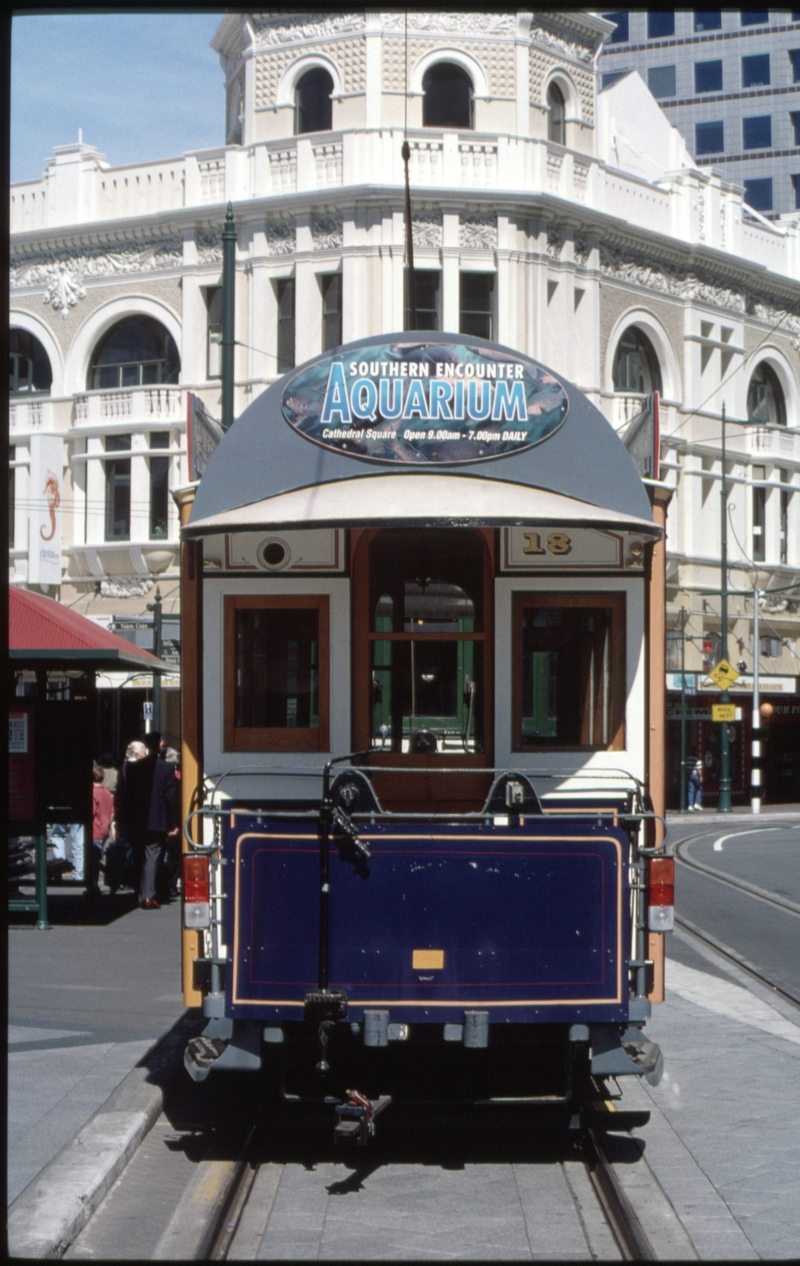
647;855;674;933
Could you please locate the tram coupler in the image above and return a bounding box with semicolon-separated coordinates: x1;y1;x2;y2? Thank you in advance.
335;1091;392;1146
305;990;348;1077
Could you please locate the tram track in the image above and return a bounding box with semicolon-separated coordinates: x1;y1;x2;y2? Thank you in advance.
189;1109;664;1261
674;830;800;1012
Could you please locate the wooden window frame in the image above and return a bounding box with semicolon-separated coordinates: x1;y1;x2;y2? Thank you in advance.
512;591;626;753
224;593;329;752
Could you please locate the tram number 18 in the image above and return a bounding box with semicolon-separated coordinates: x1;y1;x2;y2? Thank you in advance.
523;532;572;556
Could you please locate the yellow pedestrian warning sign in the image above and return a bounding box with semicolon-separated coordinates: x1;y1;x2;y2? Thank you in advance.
712;703;736;722
707;659;739;690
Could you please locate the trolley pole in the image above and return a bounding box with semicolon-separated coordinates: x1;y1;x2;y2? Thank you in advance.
718;403;733;812
221;202;236;433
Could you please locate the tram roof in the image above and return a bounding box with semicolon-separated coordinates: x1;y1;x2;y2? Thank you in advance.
186;333;657;537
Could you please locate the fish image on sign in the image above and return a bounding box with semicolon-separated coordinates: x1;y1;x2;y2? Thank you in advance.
280;339;569;465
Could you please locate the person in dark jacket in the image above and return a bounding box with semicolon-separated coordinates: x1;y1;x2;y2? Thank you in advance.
115;730;177;909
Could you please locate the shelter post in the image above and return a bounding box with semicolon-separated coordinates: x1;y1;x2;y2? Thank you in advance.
646;481;672;1002
174;484;204;1006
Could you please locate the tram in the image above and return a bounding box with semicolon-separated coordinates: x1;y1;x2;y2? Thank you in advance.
176;331;673;1139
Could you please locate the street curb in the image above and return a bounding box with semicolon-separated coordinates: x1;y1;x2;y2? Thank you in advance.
7;1010;203;1259
667;810;800;825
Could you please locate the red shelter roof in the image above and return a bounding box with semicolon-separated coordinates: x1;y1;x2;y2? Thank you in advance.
9;586;169;671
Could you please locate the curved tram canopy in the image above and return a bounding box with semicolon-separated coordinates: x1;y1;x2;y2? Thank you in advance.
178;334;670;1099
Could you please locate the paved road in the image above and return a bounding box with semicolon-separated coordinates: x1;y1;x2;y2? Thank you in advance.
8;890;186;1205
669;817;800;1000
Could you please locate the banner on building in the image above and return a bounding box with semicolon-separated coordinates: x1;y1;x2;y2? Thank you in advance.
187;392;224;481
28;433;63;586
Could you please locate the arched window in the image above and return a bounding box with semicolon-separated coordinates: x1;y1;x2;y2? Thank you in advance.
422;62;474;130
613;326;663;395
295;67;333;135
9;329;52;395
747;362;786;426
88;317;180;391
547;82;566;145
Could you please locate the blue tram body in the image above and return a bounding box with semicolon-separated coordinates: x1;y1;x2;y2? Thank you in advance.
177;333;671;1127
224;815;629;1026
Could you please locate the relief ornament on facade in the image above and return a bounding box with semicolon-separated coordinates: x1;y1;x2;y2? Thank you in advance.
267;219;297;255
459;215;497;250
411;214;443;249
312;213;344;251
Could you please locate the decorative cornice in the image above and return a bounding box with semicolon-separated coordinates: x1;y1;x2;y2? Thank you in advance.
10;238;183;315
251;11;365;48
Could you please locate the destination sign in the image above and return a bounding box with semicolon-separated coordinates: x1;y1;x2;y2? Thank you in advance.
281;338;569;465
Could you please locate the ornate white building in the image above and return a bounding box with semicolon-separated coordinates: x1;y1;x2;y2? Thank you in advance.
9;10;800;796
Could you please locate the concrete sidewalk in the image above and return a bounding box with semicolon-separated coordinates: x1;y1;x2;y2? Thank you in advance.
8;889;191;1206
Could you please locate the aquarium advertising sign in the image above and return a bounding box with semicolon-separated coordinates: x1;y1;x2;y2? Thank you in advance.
281;339;569;464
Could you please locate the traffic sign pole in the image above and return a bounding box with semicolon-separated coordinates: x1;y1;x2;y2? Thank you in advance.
718;403;732;812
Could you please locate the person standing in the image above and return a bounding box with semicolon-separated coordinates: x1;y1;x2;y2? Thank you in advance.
115;731;177;908
687;756;703;811
92;763;114;892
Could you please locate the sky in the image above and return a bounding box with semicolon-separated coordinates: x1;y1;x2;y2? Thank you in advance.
11;12;226;184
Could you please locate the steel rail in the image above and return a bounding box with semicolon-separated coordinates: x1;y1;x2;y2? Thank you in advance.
582;1126;655;1261
675;913;800;1012
193;1124;261;1262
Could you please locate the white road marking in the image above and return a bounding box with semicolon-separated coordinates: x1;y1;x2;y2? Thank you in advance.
667;960;800;1048
712;826;781;851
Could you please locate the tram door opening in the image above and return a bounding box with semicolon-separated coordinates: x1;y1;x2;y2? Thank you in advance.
352;528;494;811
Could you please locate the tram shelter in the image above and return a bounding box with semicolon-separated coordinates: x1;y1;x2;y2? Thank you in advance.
9;585;168;926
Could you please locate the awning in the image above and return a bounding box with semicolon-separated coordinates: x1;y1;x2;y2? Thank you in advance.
9;586;171;672
183;474;662;538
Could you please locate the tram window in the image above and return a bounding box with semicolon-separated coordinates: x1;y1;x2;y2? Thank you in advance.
224;595;329;751
513;594;625;750
321;274;342;351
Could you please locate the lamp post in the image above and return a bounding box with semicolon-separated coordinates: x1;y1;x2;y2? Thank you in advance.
146;586;163;733
718;403;732;812
221;202;236;433
745;566;769;814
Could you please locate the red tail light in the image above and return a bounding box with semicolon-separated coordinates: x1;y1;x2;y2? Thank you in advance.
183;854;209;903
647;855;674;931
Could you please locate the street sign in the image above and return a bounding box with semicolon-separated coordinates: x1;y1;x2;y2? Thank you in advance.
143;702;154;721
707;659;739;690
711;703;736;722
